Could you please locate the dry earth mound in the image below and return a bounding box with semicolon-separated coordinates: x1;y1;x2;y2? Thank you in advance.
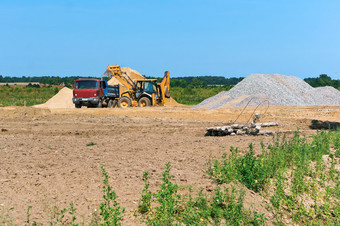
194;74;340;109
34;87;74;109
164;97;181;106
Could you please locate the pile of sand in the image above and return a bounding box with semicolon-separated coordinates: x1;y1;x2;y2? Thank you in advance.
194;74;340;109
34;87;74;109
164;97;181;107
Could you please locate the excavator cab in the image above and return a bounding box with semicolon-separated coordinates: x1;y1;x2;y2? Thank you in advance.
135;80;157;98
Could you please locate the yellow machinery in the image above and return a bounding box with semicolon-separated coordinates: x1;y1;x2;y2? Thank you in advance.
104;65;170;108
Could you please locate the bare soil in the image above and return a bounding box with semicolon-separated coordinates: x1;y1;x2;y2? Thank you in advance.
0;105;339;225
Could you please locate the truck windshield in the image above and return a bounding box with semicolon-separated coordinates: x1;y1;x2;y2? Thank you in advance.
75;80;98;89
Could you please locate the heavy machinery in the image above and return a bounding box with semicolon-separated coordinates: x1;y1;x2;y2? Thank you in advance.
104;65;170;108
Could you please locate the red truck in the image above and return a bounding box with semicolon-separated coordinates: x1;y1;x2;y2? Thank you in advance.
72;78;119;108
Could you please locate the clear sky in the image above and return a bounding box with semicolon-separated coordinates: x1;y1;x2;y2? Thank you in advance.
0;0;339;79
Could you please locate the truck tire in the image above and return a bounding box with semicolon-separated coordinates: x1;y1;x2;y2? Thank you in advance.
138;97;151;107
75;104;81;108
164;86;170;98
118;96;132;108
107;99;117;108
112;99;118;107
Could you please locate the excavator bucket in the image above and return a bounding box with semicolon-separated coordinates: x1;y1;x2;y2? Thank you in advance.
104;65;122;77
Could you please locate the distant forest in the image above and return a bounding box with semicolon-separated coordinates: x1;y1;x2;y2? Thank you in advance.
304;74;340;90
0;74;339;90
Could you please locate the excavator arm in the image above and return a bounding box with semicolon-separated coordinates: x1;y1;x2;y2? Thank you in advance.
104;65;136;93
156;71;170;105
159;71;170;96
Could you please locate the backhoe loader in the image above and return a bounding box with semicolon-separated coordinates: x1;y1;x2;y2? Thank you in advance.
104;65;170;108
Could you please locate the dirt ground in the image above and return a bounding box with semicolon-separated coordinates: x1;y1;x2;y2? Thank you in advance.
0;105;339;225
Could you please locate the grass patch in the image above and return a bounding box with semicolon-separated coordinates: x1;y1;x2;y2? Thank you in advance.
0;85;227;106
207;129;340;224
170;86;231;105
137;162;265;225
0;86;59;106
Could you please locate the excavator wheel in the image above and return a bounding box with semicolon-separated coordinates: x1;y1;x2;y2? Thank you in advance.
138;97;151;107
118;96;132;108
164;86;170;98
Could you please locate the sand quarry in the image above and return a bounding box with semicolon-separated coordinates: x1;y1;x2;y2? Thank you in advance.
1;71;340;224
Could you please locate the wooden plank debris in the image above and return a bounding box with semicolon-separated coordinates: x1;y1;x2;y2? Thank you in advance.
205;122;278;136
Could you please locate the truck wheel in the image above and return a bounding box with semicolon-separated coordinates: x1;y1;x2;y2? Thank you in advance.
107;99;117;108
112;99;118;107
118;96;131;108
75;104;81;108
138;97;151;107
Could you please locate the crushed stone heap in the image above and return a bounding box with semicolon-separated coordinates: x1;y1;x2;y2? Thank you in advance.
193;74;340;109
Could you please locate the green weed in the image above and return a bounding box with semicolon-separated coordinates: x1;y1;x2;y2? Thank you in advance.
138;171;152;214
0;207;14;225
138;163;266;225
86;142;97;146
208;129;340;224
48;202;78;225
99;165;125;225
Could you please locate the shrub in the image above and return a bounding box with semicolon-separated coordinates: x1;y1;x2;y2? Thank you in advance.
138;163;266;225
207;129;340;224
98;165;125;225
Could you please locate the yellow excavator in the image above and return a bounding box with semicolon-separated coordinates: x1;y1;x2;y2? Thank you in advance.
104;65;170;108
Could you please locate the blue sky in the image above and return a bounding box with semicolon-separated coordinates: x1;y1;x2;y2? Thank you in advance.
0;0;339;79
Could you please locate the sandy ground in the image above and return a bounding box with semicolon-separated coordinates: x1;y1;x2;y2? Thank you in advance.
0;105;339;225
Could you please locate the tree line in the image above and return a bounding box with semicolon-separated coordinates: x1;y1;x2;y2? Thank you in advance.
0;74;339;90
0;75;97;86
304;74;340;89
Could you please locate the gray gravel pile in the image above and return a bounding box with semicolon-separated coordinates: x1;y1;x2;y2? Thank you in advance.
193;74;340;109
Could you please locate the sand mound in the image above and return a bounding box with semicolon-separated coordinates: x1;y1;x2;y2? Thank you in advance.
194;74;340;109
164;97;182;106
34;87;74;109
121;67;145;80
